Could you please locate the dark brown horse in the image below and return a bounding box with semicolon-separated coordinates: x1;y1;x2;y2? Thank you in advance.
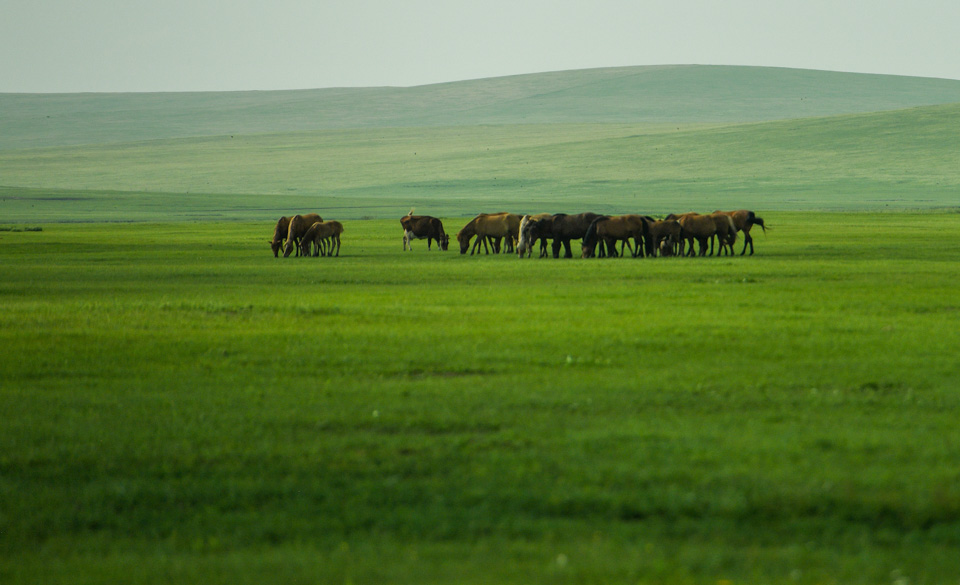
549;213;602;258
282;213;323;257
713;209;767;255
269;216;290;257
517;213;553;258
581;215;647;258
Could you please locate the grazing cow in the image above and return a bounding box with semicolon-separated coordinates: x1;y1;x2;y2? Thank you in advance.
548;213;602;258
300;221;344;257
456;212;521;255
713;209;767;255
400;211;449;251
282;213;323;257
517;213;553;258
269;216;290;257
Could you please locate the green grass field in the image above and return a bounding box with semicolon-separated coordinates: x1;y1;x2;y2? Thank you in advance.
2;66;960;583
2;215;960;584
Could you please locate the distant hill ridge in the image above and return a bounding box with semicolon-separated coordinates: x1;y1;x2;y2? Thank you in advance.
3;65;960;149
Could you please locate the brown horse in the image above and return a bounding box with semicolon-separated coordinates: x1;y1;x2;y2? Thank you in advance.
581;215;647;258
643;217;682;257
713;209;767;255
709;212;738;256
456;212;521;255
549;212;602;258
517;213;553;258
282;213;323;257
300;220;344;257
269;216;290;257
677;213;717;257
676;213;736;256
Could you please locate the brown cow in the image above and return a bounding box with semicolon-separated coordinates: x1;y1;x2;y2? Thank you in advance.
269;216;290;258
713;209;767;255
300;221;344;257
282;213;323;257
400;211;449;251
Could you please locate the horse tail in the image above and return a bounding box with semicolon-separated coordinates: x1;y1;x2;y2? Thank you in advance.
751;215;767;233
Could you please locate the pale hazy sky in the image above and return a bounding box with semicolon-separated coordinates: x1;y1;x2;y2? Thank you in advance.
3;0;959;93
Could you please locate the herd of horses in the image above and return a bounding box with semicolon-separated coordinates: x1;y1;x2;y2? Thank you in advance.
269;209;766;259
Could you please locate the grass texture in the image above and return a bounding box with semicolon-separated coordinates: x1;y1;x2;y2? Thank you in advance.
2;214;960;584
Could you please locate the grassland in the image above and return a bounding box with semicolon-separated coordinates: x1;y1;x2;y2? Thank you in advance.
2;215;960;584
2;65;960;583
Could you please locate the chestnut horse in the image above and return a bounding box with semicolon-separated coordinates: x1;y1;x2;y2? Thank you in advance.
456;212;521;255
300;220;344;257
282;213;323;257
643;217;682;257
581;215;648;258
713;209;767;255
676;213;736;256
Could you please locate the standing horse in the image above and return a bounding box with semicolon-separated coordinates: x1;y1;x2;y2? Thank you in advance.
709;212;738;256
282;213;323;257
643;217;682;257
677;213;717;257
456;213;521;255
300;221;344;257
713;209;767;255
549;213;602;258
517;213;553;258
581;215;647;258
269;216;290;257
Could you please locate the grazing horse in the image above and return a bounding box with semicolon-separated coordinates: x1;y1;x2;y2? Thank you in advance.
677;213;718;257
659;235;676;257
269;216;290;257
517;213;553;258
400;210;449;251
709;212;738;256
676;213;736;256
456;212;521;255
549;212;602;258
581;215;647;258
300;221;344;257
713;209;767;255
643;217;682;257
282;213;323;257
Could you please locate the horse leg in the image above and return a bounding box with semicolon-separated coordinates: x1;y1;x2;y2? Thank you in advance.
563;239;573;259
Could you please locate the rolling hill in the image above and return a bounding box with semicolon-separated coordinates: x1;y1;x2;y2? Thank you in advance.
2;65;959;220
3;65;960;149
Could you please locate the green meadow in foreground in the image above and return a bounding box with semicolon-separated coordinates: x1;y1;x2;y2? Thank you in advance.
2;213;960;584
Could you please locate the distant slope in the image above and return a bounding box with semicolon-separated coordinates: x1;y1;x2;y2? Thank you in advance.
3;103;959;220
3;65;960;149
